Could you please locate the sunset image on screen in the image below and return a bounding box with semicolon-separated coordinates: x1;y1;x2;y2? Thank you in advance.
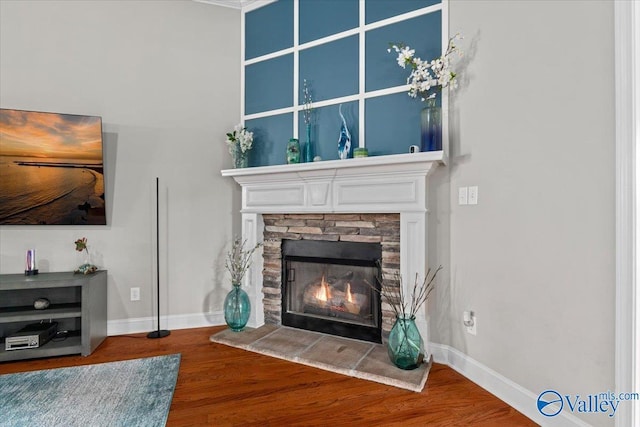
0;109;102;160
0;109;106;225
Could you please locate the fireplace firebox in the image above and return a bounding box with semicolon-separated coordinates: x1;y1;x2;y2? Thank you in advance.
281;239;382;343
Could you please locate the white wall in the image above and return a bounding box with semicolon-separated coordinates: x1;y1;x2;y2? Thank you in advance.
0;0;241;329
431;1;615;425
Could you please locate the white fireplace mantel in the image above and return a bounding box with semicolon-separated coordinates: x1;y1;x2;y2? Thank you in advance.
221;151;444;336
222;151;444;214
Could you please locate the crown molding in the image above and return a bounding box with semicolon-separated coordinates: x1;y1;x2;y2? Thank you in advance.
193;0;262;10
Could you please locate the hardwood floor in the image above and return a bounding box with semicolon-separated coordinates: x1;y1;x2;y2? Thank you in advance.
0;327;536;426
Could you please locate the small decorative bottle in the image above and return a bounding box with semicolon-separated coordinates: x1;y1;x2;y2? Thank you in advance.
287;138;300;164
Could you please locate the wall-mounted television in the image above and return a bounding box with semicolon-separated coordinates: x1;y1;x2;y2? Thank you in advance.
0;108;106;225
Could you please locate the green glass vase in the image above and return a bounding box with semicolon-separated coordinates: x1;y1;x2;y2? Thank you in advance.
223;283;251;331
286;138;300;164
387;315;424;370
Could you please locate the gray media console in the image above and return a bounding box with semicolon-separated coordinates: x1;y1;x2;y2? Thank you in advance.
0;270;107;362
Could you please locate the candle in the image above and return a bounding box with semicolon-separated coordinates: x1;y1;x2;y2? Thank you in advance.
25;249;38;275
353;147;368;158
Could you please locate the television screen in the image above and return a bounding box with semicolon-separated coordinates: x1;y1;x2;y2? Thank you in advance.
0;108;106;225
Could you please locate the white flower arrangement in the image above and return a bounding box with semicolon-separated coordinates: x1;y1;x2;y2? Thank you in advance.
388;33;463;102
226;124;254;155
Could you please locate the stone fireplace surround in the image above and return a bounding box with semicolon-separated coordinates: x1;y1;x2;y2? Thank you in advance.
222;151;444;340
262;213;400;336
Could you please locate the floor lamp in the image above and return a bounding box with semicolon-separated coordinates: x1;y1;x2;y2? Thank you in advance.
148;177;170;339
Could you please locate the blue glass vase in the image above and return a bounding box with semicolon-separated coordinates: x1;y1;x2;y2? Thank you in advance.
421;98;442;152
387;315;424;370
224;283;251;331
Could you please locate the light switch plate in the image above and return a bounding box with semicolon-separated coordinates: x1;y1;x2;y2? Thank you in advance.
468;186;478;205
458;187;468;205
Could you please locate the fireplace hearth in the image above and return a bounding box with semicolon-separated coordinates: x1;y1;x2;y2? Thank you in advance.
281;239;382;343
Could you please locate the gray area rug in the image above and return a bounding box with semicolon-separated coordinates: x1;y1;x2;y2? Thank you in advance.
210;325;432;392
0;354;181;427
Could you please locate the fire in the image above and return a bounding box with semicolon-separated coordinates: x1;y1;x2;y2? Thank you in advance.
315;276;331;302
345;282;353;303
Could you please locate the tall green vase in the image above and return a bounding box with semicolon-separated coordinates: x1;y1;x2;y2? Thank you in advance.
223;283;251;331
387;315;424;370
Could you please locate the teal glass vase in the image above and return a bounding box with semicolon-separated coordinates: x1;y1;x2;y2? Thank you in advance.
387;315;424;370
304;124;314;163
224;283;251;331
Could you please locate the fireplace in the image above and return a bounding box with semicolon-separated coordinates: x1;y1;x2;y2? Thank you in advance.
281;239;382;343
221;152;442;342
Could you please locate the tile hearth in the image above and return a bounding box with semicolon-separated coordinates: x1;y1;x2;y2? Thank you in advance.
210;325;432;392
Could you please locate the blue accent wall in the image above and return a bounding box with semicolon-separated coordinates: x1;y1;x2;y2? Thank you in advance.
365;12;442;92
365;0;441;24
246;113;294;167
245;54;293;115
365;93;421;156
245;0;294;60
298;102;358;161
243;0;444;167
299;0;359;44
299;36;359;103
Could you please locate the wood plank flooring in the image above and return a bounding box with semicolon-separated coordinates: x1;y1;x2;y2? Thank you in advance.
0;326;537;426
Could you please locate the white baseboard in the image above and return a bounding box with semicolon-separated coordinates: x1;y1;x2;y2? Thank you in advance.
430;343;591;427
107;311;225;336
106;315;590;426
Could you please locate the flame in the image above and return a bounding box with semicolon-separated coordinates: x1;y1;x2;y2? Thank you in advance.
345;282;353;303
315;276;331;302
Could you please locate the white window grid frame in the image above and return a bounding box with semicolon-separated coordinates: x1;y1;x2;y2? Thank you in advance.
240;0;449;156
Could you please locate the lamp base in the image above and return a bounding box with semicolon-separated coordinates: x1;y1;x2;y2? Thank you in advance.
147;330;170;339
24;269;39;276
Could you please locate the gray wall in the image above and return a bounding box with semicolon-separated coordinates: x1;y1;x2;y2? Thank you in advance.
1;0;616;425
430;1;615;425
0;0;241;324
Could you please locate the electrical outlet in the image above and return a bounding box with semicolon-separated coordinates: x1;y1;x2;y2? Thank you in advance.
458;187;468;205
464;311;477;335
468;186;478;205
130;287;140;301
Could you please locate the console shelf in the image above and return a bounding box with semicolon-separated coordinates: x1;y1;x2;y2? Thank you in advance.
0;271;107;362
0;304;82;323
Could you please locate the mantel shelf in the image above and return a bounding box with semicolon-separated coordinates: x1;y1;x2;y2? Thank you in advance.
220;151;445;215
221;151;445;179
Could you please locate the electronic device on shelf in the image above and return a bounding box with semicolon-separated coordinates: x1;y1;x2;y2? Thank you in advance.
5;322;58;351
